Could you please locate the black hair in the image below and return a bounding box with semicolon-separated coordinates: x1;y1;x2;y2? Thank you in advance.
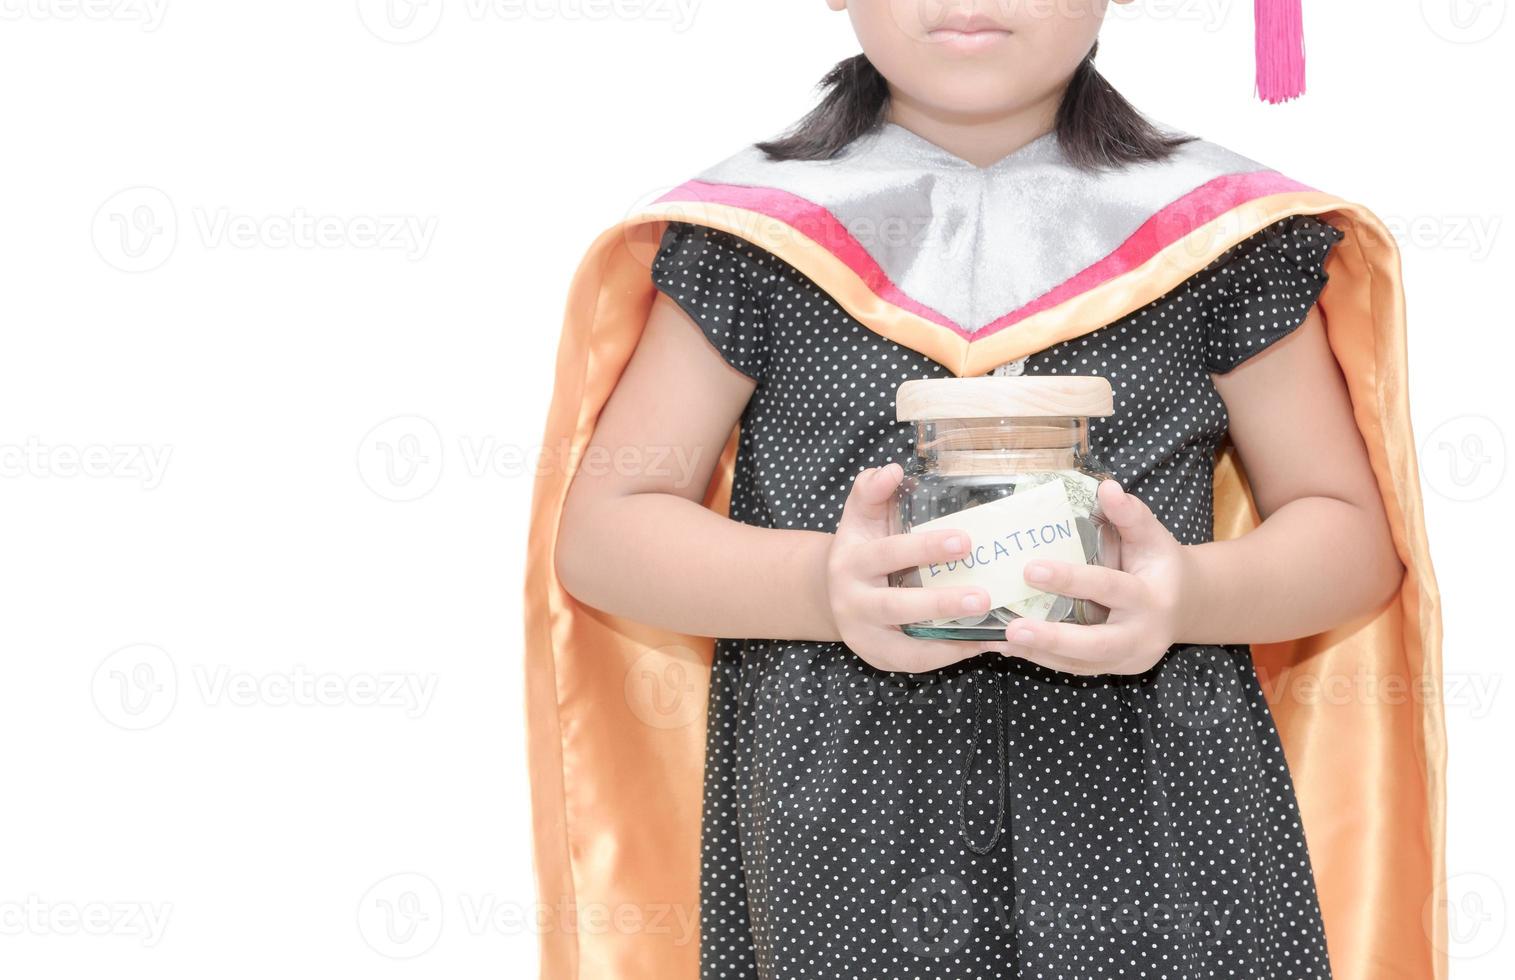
756;44;1193;171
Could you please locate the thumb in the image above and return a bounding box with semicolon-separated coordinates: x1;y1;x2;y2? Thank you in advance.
839;463;904;531
1097;479;1170;549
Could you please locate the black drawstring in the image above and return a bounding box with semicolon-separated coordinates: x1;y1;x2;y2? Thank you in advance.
957;666;1008;855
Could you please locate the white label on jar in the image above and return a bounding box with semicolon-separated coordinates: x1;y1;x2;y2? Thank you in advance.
911;479;1088;609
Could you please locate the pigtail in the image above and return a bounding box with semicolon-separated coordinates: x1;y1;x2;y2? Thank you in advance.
760;44;1192;171
755;54;890;161
1056;43;1195;169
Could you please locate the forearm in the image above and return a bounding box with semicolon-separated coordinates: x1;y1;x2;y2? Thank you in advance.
556;491;841;642
1176;494;1404;645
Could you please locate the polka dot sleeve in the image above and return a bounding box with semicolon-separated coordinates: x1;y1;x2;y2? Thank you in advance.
1199;214;1344;374
650;221;772;383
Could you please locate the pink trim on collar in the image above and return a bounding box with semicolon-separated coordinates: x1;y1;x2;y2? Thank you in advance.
654;169;1314;341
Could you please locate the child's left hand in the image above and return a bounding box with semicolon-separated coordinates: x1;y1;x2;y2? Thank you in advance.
1003;479;1190;676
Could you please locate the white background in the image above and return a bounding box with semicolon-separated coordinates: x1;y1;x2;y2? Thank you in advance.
0;1;1509;976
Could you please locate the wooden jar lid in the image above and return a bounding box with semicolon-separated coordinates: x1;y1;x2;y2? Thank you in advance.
896;376;1114;421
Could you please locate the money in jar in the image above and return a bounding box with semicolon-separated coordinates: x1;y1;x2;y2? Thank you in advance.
887;375;1123;641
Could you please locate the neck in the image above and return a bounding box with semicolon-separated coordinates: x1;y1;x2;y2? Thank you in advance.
884;90;1063;168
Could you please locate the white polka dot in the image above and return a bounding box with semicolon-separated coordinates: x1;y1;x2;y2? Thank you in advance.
649;214;1343;979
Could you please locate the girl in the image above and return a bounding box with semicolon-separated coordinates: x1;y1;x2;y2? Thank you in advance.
529;3;1444;979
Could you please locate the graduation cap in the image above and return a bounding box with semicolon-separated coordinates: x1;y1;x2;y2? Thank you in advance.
1255;0;1307;103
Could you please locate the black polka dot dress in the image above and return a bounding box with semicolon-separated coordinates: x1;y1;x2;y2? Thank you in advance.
650;213;1345;980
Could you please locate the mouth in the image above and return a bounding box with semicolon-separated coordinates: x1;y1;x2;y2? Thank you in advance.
925;15;1012;50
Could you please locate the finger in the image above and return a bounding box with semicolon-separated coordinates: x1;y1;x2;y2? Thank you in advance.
1003;618;1127;663
859;584;990;626
862;628;988;674
1022;558;1141;609
1097;479;1168;550
837;463;905;533
858;528;973;576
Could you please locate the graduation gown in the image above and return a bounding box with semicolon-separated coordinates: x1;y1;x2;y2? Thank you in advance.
522;123;1446;980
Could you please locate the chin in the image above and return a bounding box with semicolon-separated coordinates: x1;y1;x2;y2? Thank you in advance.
908;75;1042;122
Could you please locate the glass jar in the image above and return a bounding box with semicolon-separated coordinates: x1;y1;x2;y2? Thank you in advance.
887;376;1122;641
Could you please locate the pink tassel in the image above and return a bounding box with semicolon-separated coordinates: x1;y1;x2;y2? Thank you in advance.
1255;0;1306;104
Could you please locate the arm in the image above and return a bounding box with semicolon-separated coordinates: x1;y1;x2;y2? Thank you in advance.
1178;305;1405;643
555;291;836;641
1006;306;1405;673
555;291;1002;670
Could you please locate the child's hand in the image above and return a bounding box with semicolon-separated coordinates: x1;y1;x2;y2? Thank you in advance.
1002;479;1188;676
827;463;1007;674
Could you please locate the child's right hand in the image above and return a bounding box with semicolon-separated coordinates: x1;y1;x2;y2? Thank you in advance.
826;463;1008;673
